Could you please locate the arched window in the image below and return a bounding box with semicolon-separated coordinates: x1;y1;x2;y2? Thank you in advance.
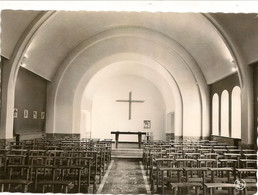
231;86;241;138
221;90;229;137
212;93;219;135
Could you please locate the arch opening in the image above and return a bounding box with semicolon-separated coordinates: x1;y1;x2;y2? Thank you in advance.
231;86;241;138
221;90;229;137
80;61;178;141
212;93;219;135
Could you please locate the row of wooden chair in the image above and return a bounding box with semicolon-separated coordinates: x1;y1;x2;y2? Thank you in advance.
143;140;257;195
0;138;112;193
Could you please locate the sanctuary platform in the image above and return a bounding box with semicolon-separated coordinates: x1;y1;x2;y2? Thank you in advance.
111;143;143;159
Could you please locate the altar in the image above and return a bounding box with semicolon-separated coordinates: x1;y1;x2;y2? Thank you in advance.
111;131;147;149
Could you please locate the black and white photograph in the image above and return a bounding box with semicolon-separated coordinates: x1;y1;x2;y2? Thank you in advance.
0;1;257;195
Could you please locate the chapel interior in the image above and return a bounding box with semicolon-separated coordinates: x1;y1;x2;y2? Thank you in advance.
0;10;257;195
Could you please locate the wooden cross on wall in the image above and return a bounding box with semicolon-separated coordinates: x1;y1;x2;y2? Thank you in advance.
116;91;145;120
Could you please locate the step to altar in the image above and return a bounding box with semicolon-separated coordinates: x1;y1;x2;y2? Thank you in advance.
111;148;143;159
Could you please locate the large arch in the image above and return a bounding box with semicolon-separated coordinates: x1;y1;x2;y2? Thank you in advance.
47;27;209;139
0;11;55;139
1;11;253;146
204;14;254;145
80;61;180;140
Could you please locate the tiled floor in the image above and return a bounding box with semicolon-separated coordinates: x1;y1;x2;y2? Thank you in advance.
100;159;148;194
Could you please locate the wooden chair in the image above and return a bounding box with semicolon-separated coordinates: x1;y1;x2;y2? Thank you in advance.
58;164;84;193
204;183;236;195
168;152;183;160
38;180;73;193
184;152;201;159
145;147;163;175
226;146;238;150
236;168;257;195
228;149;242;154
198;148;213;154
183;167;209;195
158;167;183;194
204;167;235;195
35;155;72;193
72;156;95;193
155;158;175;193
84;151;101;184
9;142;24;149
242;153;257;159
0;179;32;192
201;152;218;159
241;149;256;154
148;152;167;192
59;156;95;193
0;153;8;176
175;159;197;168
219;158;238;169
240;159;258;168
6;154;27;168
197;158;218;168
5;164;32;192
33;164;57;192
148;151;166;182
28;149;46;156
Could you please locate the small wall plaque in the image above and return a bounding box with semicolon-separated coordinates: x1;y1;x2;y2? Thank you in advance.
41;112;45;119
144;120;151;129
24;110;28;118
33;111;37;119
14;108;18;118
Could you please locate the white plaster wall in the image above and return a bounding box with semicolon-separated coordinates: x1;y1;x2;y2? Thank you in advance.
88;75;166;141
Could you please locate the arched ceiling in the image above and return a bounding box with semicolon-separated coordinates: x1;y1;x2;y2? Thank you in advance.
83;61;176;112
1;10;258;84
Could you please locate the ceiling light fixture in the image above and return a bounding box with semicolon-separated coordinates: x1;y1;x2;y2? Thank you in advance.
20;63;26;67
231;67;237;72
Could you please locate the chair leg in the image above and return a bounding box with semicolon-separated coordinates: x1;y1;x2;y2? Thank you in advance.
64;186;68;194
243;188;247;195
93;183;96;194
1;184;4;192
151;178;154;193
172;187;177;195
232;188;236;195
203;186;207;195
24;184;29;193
209;188;213;195
195;186;199;195
179;187;182;195
161;180;164;194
